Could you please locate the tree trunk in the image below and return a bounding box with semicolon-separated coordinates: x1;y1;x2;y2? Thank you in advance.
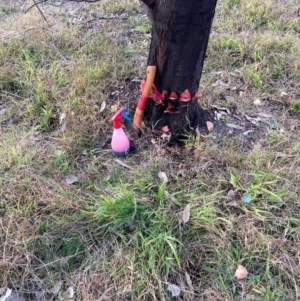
142;0;218;135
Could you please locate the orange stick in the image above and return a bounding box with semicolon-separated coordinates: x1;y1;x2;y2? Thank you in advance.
133;66;156;130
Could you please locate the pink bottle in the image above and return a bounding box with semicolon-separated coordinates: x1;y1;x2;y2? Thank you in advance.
110;107;130;157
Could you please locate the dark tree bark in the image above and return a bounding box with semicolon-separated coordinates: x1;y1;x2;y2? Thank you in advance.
143;0;218;135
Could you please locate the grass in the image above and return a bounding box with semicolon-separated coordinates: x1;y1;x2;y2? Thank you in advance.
0;0;300;300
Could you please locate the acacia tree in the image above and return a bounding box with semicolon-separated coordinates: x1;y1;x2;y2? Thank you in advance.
140;0;218;135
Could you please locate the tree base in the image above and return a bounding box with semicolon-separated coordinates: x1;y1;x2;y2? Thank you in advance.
144;99;213;136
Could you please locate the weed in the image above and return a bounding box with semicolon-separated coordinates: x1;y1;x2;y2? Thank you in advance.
243;64;263;90
291;99;300;115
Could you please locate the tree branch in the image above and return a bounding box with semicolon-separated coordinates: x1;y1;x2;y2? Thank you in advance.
27;0;49;24
25;0;103;19
25;0;46;14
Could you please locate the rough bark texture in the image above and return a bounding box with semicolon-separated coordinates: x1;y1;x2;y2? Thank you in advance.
143;0;218;134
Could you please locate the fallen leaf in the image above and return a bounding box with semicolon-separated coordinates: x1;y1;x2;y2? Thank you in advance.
234;265;248;279
151;138;156;144
66;174;79;185
182;204;191;224
167;284;181;297
60;112;67;132
280;91;288;97
114;159;132;170
164;190;177;203
131;77;142;82
245;115;260;125
185;271;193;287
100;101;106;113
253;98;262;106
242;193;252;204
59;112;66;123
226;123;244;130
111;104;118;112
158;171;168;182
211;104;231;115
61;287;74;300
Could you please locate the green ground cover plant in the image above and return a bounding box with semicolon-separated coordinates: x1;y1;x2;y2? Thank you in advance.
0;0;299;300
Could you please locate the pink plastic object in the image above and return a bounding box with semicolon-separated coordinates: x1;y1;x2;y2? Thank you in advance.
110;107;130;157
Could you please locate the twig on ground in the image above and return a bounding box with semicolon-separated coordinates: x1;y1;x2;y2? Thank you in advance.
25;0;49;24
0;90;29;101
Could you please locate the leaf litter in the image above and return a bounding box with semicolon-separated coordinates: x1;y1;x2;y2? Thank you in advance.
158;171;168;182
181;203;191;224
65;174;79;185
167;283;181;297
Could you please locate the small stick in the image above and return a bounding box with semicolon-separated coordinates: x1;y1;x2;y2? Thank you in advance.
133;66;156;130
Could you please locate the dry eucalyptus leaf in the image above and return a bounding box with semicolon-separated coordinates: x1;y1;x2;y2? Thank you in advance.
66;174;79;185
234;265;248;280
100;101;106;113
167;284;181;297
59;112;67;132
211;104;231;115
61;287;74;300
185;272;193;287
182;204;191;224
245;115;260;125
158;171;168;182
164;191;177;203
114;159;132;170
226;123;244;130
